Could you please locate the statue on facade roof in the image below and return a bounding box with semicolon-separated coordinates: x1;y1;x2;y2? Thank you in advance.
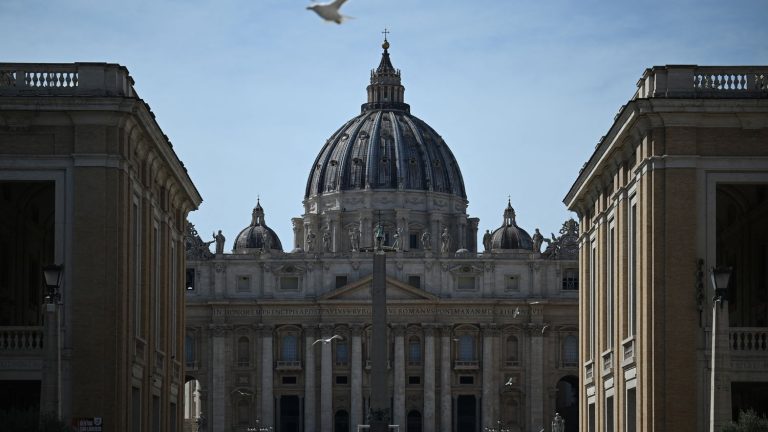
532;228;544;253
421;230;431;250
213;230;225;254
482;229;492;252
441;227;451;254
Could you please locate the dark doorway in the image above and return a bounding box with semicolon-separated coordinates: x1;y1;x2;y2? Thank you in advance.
555;375;579;432
732;382;768;420
334;410;349;432
280;395;300;432
457;395;476;432
407;410;422;432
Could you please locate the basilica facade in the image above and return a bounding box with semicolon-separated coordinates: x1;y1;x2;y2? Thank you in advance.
184;40;579;432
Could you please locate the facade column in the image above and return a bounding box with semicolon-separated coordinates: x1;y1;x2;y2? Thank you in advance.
430;215;442;254
291;217;304;251
320;324;334;432
481;325;499;429
440;326;452;432
211;324;230;431
260;325;274;428
423;325;436;432
40;303;59;416
393;325;406;427
351;325;364;429
360;210;373;250
304;325;317;432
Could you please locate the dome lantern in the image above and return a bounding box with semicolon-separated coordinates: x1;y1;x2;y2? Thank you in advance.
362;33;410;113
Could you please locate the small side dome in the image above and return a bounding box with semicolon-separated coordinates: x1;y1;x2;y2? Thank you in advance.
233;200;283;253
490;200;533;251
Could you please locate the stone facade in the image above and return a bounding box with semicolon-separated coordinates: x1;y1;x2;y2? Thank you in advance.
564;66;768;432
0;63;201;430
183;40;580;432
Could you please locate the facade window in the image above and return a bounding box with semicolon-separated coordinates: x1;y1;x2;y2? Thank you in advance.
409;232;419;249
335;340;349;366
505;335;519;365
335;275;348;288
408;336;422;365
606;395;615;432
408;275;421;289
335;375;348;385
408;376;421;385
237;336;250;367
237;276;251;292
628;201;637;336
280;276;300;291
589;240;596;359
282;335;298;362
457;276;476;291
607;222;615;346
505;275;519;291
458;335;475;361
563;335;578;366
133;201;143;337
185;334;196;367
626;388;637;432
186;268;195;291
562;269;578;290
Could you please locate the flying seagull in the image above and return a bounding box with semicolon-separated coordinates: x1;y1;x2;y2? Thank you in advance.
504;377;514;386
541;324;549;334
306;0;352;24
313;335;343;345
512;306;520;319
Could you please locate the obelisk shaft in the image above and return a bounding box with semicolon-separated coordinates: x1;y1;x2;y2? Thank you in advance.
370;251;389;432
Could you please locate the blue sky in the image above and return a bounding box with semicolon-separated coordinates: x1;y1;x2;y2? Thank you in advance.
3;0;767;248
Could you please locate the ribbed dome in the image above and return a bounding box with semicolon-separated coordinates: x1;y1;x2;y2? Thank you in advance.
233;201;283;253
304;39;466;200
490;201;533;250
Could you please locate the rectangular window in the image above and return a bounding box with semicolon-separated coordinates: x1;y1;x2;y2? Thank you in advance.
171;241;177;358
606;395;614;432
457;276;476;291
589;240;596;360
408;275;421;289
132;387;141;432
237;275;251;292
562;269;579;290
282;376;298;385
280;276;300;291
628;201;637;336
588;402;596;432
409;233;419;249
335;275;348;288
152;395;161;432
154;225;162;349
458;376;474;385
335;375;348;385
185;334;195;367
336;340;349;365
133;201;143;337
626;388;637;432
408;376;421;385
607;222;615;347
505;275;520;291
170;403;177;432
185;268;195;291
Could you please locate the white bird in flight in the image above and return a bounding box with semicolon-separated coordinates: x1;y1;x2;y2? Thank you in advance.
313;335;343;345
306;0;352;24
504;377;514;386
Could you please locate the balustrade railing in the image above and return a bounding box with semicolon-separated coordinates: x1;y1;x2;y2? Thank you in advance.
0;63;134;97
635;66;768;99
0;326;44;352
730;327;768;352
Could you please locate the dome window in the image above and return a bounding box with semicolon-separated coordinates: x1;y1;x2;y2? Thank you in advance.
409;158;417;165
330;160;339;166
352;158;363;165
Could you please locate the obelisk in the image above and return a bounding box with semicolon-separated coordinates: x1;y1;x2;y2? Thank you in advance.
370;223;389;432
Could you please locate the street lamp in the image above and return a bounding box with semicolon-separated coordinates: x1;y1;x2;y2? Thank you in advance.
552;412;565;432
709;265;731;432
42;264;63;303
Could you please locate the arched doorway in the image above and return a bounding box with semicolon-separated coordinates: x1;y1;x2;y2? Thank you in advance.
183;376;203;432
457;395;476;432
406;410;422;432
555;375;578;432
334;410;350;432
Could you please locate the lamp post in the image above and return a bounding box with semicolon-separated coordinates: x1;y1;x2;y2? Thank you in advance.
41;264;63;419
552;412;565;432
709;266;731;432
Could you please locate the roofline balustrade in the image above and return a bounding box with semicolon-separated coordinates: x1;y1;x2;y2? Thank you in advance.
0;62;135;97
635;65;768;99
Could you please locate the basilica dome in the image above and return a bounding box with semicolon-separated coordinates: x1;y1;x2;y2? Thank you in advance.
233;201;283;253
490;201;533;251
304;40;466;201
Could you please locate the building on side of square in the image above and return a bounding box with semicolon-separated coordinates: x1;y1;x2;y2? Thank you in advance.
183;40;580;432
564;66;768;432
0;63;201;430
